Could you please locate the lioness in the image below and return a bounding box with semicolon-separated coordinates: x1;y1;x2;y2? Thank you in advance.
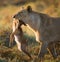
13;6;59;60
10;18;32;59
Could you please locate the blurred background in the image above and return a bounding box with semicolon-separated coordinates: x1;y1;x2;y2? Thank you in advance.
0;0;60;62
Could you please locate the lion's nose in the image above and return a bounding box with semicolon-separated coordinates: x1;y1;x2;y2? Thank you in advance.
13;15;16;18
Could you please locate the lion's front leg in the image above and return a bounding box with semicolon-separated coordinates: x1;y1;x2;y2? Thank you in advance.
38;42;48;61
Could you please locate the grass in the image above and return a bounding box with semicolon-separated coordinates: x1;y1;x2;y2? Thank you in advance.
0;1;60;62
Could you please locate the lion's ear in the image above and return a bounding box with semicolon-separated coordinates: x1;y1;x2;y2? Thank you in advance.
27;6;32;12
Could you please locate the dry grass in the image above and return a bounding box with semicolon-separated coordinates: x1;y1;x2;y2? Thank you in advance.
0;1;60;62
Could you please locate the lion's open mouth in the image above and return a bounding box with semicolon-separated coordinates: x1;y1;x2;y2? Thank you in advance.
19;20;27;26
